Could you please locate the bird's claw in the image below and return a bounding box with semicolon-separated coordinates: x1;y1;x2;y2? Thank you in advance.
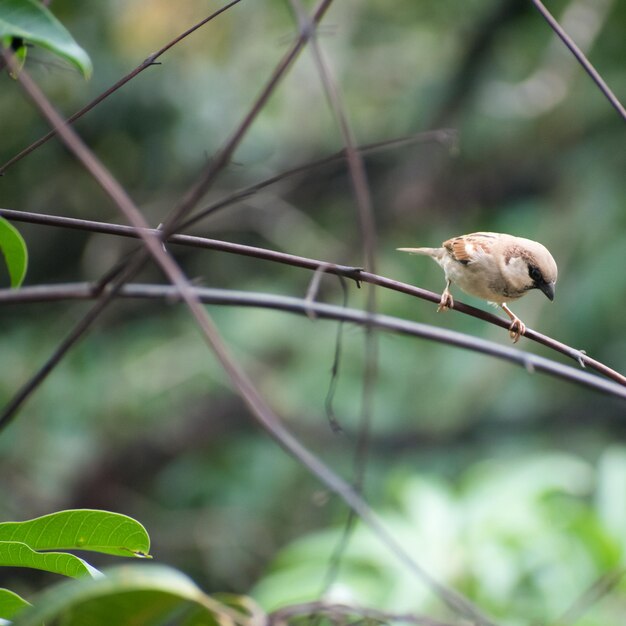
508;318;526;344
437;291;454;312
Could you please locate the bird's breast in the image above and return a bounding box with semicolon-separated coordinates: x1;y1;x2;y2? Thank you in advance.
442;255;522;303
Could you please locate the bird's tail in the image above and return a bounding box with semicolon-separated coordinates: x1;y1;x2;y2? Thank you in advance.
397;247;440;256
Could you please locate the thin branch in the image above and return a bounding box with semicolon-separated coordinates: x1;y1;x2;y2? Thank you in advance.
0;255;149;432
1;207;624;388
554;569;625;626
270;601;458;626
287;0;380;593
324;274;349;433
0;0;243;175
530;0;626;121
180;129;456;232
1;282;625;402
287;0;377;273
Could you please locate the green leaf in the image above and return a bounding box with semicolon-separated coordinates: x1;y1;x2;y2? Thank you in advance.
0;217;27;288
11;564;263;626
0;0;92;78
0;509;151;558
0;588;30;620
0;541;101;578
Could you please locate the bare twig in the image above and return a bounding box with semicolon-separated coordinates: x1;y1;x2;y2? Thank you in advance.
2;207;624;388
0;0;243;175
180;129;456;232
324;274;349;433
554;569;625;625
287;0;380;592
287;0;377;273
270;601;458;626
0;254;149;432
1;282;625;402
530;0;626;121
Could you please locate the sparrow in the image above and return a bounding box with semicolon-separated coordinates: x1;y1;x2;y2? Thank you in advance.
398;232;558;342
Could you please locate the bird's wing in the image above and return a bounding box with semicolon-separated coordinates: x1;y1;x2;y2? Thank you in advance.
443;233;496;265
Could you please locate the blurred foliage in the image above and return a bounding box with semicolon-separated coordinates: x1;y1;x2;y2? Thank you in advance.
0;0;624;624
253;449;626;625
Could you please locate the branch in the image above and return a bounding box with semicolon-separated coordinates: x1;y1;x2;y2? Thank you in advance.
1;282;625;402
0;0;243;175
530;0;626;121
179;128;457;231
270;601;458;626
287;0;377;273
1;207;624;388
286;0;380;593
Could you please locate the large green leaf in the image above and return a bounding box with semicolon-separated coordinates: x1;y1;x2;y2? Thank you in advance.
11;564;262;626
0;588;30;620
0;541;100;578
0;509;151;558
0;216;27;288
0;0;92;77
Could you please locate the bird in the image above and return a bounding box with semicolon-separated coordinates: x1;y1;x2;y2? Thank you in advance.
398;232;558;343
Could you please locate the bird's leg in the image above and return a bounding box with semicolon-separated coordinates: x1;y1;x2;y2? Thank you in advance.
438;280;454;312
501;303;526;343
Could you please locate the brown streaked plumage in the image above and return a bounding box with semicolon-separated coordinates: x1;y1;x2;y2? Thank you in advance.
398;232;558;343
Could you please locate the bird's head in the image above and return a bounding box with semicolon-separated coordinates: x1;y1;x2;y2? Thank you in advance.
503;238;558;300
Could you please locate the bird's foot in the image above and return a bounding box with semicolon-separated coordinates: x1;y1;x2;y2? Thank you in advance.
501;303;526;343
508;317;526;344
437;290;454;312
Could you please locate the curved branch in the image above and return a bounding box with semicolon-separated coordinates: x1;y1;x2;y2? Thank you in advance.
1;282;625;402
168;129;458;231
1;207;624;388
270;601;457;626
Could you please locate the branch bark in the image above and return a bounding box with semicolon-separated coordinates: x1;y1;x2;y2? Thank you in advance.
1;282;625;402
2;207;623;388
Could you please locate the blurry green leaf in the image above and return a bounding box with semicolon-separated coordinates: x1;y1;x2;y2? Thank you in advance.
11;564;261;626
0;541;101;578
213;592;267;625
596;447;626;544
0;588;30;620
0;0;92;77
0;509;151;558
0;217;27;288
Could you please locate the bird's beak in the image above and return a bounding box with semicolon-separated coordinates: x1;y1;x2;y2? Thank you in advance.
539;281;555;301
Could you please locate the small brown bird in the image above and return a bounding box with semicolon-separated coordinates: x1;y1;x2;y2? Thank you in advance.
398;232;558;342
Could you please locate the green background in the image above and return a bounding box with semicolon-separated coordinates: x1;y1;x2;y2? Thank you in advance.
0;1;625;623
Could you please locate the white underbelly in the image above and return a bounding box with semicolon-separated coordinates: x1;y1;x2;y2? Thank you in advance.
442;256;517;304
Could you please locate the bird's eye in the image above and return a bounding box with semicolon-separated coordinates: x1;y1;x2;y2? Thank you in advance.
528;265;542;282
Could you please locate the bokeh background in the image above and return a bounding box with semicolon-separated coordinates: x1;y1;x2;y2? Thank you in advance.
1;0;625;623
